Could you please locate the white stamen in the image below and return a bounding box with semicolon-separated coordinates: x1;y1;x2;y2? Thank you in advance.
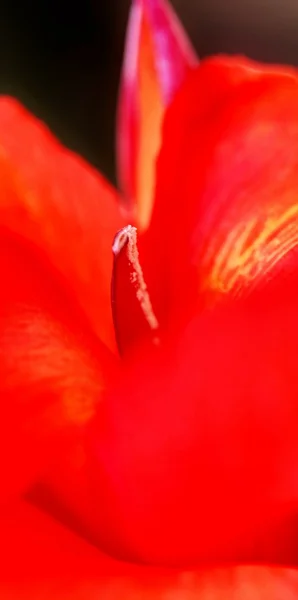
113;225;160;335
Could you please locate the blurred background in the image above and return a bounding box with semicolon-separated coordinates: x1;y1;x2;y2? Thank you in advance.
2;0;298;184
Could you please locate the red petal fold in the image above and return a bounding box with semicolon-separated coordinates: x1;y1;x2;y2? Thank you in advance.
117;0;198;231
142;56;298;330
0;97;126;351
1;501;298;599
87;281;298;565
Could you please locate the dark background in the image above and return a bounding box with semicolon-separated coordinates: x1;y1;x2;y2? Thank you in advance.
2;0;298;184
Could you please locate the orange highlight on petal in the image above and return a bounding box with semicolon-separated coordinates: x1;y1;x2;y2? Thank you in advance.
137;14;164;231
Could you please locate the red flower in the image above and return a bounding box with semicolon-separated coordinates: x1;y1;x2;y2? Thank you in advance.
1;0;298;597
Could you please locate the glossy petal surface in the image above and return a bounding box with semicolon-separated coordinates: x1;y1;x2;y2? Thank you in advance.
117;0;197;231
0;97;125;351
143;56;298;329
2;501;298;599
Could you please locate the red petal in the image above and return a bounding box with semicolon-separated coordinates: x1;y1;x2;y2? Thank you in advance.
87;282;298;565
117;0;197;231
142;56;298;329
0;230;115;500
2;501;298;599
0;97;126;351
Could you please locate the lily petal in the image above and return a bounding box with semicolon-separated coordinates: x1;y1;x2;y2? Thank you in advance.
117;0;197;232
144;56;298;327
2;500;298;599
88;282;298;565
0;97;126;352
0;230;115;500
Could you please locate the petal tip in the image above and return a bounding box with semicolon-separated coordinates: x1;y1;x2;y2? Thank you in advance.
117;0;198;229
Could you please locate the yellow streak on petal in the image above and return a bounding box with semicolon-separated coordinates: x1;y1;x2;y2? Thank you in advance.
204;202;298;295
